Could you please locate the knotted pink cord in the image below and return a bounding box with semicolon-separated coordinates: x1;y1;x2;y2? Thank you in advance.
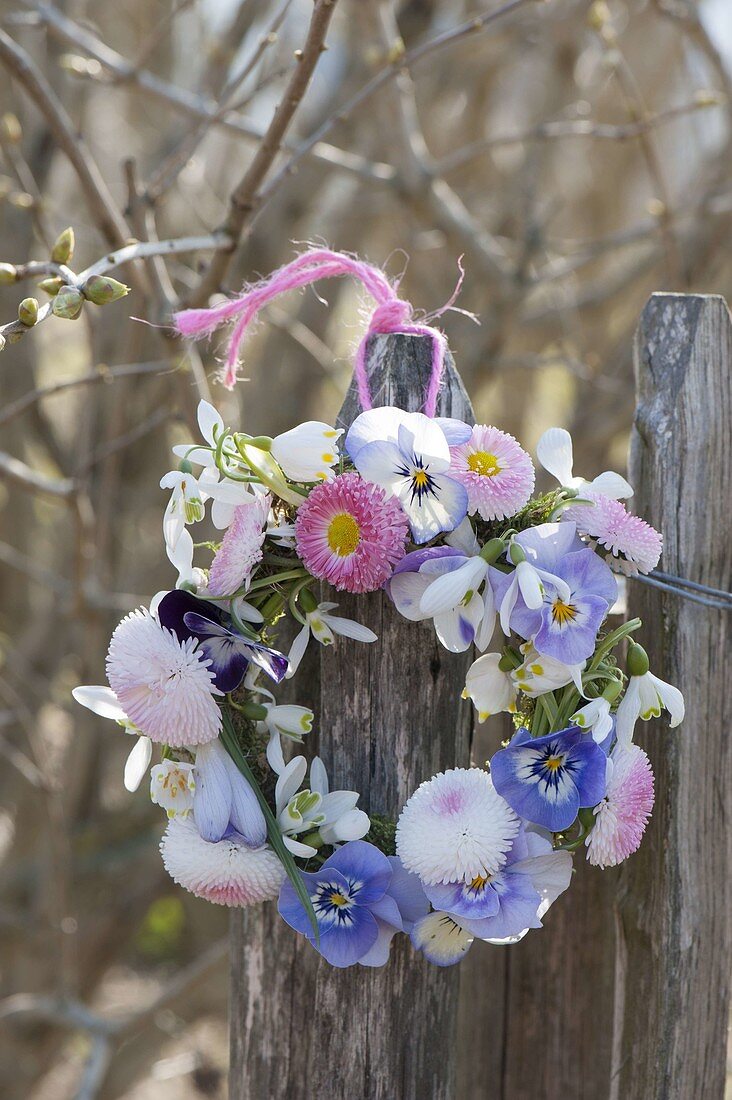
174;248;457;415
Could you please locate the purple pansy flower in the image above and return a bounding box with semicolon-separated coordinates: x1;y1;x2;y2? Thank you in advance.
491;523;617;664
490;726;607;832
345;408;469;545
411;826;573;965
158;590;288;692
193;739;267;847
278;841;425;968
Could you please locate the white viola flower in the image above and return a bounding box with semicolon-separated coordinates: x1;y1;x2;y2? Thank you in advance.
72;684;152;792
150;760;196;818
511;643;585;698
287;602;377;678
536;427;633;499
571;697;614;744
271;421;343;482
266;516;296;548
615;671;684;747
463;653;517;721
275;755;369;857
160;469;205;553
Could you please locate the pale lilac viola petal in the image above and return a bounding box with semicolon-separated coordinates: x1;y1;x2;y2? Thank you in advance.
435;417;473;446
326;840;391;904
515;522;583;571
534;593;609;665
349;439;405;490
385;856;430;928
345;407;409;460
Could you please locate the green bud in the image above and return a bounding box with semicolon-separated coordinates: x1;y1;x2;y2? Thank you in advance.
240;701;269;721
51;227;75;265
0;262;18;285
37;276;64;297
18;297;38;326
498;651;518;673
244;435;273;452
260;592;285;620
578;806;597;832
52;285;84;320
299;587;319;614
82;274;129;305
480;537;505;564
178;457;194;475
626;642;650;678
509;541;526;565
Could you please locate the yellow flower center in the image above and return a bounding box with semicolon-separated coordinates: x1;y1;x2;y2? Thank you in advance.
551;599;578;625
467;451;501;478
469;874;489;892
329;891;348;907
413;469;429;488
544;755;563;772
327;512;360;556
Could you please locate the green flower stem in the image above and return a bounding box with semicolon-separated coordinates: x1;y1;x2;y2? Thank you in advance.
246;568;310;594
589;618;642;672
220;708;319;942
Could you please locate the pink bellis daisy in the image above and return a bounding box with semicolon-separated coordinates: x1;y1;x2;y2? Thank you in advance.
564;493;662;575
106;608;222;747
450;425;535;521
586;744;654;868
295;472;408;593
160;815;284;906
208;492;270;596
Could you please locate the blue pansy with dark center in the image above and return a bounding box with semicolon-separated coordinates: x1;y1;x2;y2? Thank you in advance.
278;840;426;968
489;725;607;832
158;590;288;693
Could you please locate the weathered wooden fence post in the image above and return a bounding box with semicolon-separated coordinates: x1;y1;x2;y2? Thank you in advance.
230;332;474;1099
612;293;732;1098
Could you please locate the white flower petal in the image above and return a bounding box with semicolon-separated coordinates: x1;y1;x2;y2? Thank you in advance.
322;613;378;643
72;685;126;722
419;557;487;617
124;736;152;792
587;471;634;499
536;427;575;486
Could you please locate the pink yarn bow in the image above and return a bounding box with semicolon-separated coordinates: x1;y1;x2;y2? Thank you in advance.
174;248;460;415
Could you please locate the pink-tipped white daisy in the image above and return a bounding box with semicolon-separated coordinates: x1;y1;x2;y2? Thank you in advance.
106;608;222;747
295;472;408;594
208;493;270;596
563;493;662;576
450;425;535;521
160;816;284;906
396;767;519;885
586;745;654;868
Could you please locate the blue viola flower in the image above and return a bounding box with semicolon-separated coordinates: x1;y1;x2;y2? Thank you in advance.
345;408;469;545
489;726;607;832
491;522;617;664
158;590;288;692
421;826;572;949
278;841;425;968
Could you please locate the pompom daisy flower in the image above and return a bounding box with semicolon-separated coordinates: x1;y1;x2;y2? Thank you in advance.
396;767;519;885
106;608;222;747
208;492;270;596
161;815;284;906
450;425;535;521
295;472;408;593
586;744;654;868
563;493;662;576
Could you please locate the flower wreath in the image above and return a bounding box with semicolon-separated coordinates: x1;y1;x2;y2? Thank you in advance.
73;250;684;970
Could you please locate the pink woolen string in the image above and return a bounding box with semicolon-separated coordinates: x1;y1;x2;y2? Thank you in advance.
173;248;452;415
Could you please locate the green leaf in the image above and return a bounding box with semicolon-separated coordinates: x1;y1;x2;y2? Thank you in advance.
219;708;319;943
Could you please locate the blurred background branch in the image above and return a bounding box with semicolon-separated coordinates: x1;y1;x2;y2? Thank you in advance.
0;0;729;1097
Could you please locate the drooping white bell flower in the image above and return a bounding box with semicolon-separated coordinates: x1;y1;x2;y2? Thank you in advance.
71;684;152;792
286;602;377;678
511;643;585;698
271;421;343;482
160;469;206;553
275;755;369;857
150;760;196;818
615;668;684;747
571;697;614;743
536;427;633;499
463;653;518;721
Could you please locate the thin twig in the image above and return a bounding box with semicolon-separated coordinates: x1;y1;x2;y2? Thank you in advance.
188;0;339;304
0;28;131;250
